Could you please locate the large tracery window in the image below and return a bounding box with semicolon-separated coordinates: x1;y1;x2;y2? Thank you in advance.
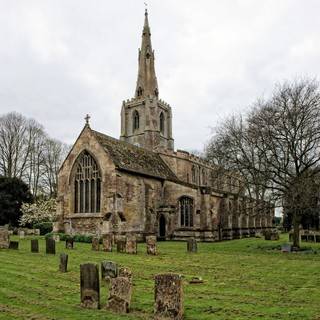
74;151;101;213
180;196;194;227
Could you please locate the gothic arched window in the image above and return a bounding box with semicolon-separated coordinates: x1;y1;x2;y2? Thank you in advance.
133;110;140;131
160;112;164;134
73;151;101;213
180;196;194;227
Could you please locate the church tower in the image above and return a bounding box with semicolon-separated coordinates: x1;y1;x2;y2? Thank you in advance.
120;9;174;151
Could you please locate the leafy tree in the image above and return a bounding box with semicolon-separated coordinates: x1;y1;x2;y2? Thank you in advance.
0;176;33;226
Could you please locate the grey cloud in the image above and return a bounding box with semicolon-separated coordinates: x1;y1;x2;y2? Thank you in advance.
0;0;319;150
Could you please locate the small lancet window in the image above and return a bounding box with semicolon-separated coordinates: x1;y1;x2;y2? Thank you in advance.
160;112;164;134
202;168;206;185
137;87;143;97
133;110;140;131
155;88;159;97
73;151;101;214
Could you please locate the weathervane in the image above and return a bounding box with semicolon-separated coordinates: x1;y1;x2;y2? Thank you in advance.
85;114;91;126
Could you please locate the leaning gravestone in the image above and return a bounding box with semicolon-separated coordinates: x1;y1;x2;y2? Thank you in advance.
117;239;126;253
66;237;74;249
92;237;100;251
9;241;19;250
0;227;10;249
125;234;137;254
46;237;56;254
80;263;100;309
59;253;68;272
187;238;197;253
101;261;118;282
146;235;157;255
19;230;25;239
102;234;113;252
31;239;39;253
154;274;183;320
107;276;132;313
118;267;133;282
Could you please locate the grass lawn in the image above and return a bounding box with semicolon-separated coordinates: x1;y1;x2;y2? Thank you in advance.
0;235;320;320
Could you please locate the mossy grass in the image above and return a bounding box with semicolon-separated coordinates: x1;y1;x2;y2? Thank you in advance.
0;234;320;319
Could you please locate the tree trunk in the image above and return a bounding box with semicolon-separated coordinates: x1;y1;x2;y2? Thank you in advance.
292;212;301;249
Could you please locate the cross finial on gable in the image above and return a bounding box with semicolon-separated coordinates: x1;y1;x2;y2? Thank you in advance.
85;114;91;126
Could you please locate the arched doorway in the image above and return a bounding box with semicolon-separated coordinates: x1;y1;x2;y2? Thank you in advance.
159;215;166;239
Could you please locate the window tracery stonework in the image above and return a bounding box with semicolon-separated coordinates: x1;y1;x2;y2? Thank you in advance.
180;196;194;227
73;151;101;213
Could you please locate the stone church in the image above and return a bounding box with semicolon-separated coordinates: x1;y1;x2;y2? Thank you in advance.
54;10;274;241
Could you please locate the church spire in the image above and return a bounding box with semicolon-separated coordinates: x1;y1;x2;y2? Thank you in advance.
135;9;159;99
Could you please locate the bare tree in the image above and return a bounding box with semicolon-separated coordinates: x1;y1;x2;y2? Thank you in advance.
0;112;31;178
42;138;69;197
0;112;69;198
206;79;320;247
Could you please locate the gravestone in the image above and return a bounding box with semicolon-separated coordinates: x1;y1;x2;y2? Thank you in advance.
281;244;292;253
34;229;40;236
53;234;60;242
9;241;19;250
125;235;137;254
146;235;157;255
92;237;100;251
264;230;271;240
0;227;9;249
66;238;74;249
107;277;132;313
80;263;100;309
102;234;113;252
59;253;68;272
19;230;25;239
187;238;197;253
46;237;56;254
270;232;280;241
101;261;118;282
154;274;183;320
118;267;133;282
31;239;39;253
117;239;126;253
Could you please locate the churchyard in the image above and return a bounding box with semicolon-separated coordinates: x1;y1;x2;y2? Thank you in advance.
0;235;320;320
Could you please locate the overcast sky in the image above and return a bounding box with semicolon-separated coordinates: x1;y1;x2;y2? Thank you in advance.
1;0;320;151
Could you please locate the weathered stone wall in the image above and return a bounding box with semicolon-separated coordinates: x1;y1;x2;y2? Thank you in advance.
56;127;275;240
55;126;117;234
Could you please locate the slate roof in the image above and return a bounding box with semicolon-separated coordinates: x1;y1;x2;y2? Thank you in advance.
93;130;178;181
